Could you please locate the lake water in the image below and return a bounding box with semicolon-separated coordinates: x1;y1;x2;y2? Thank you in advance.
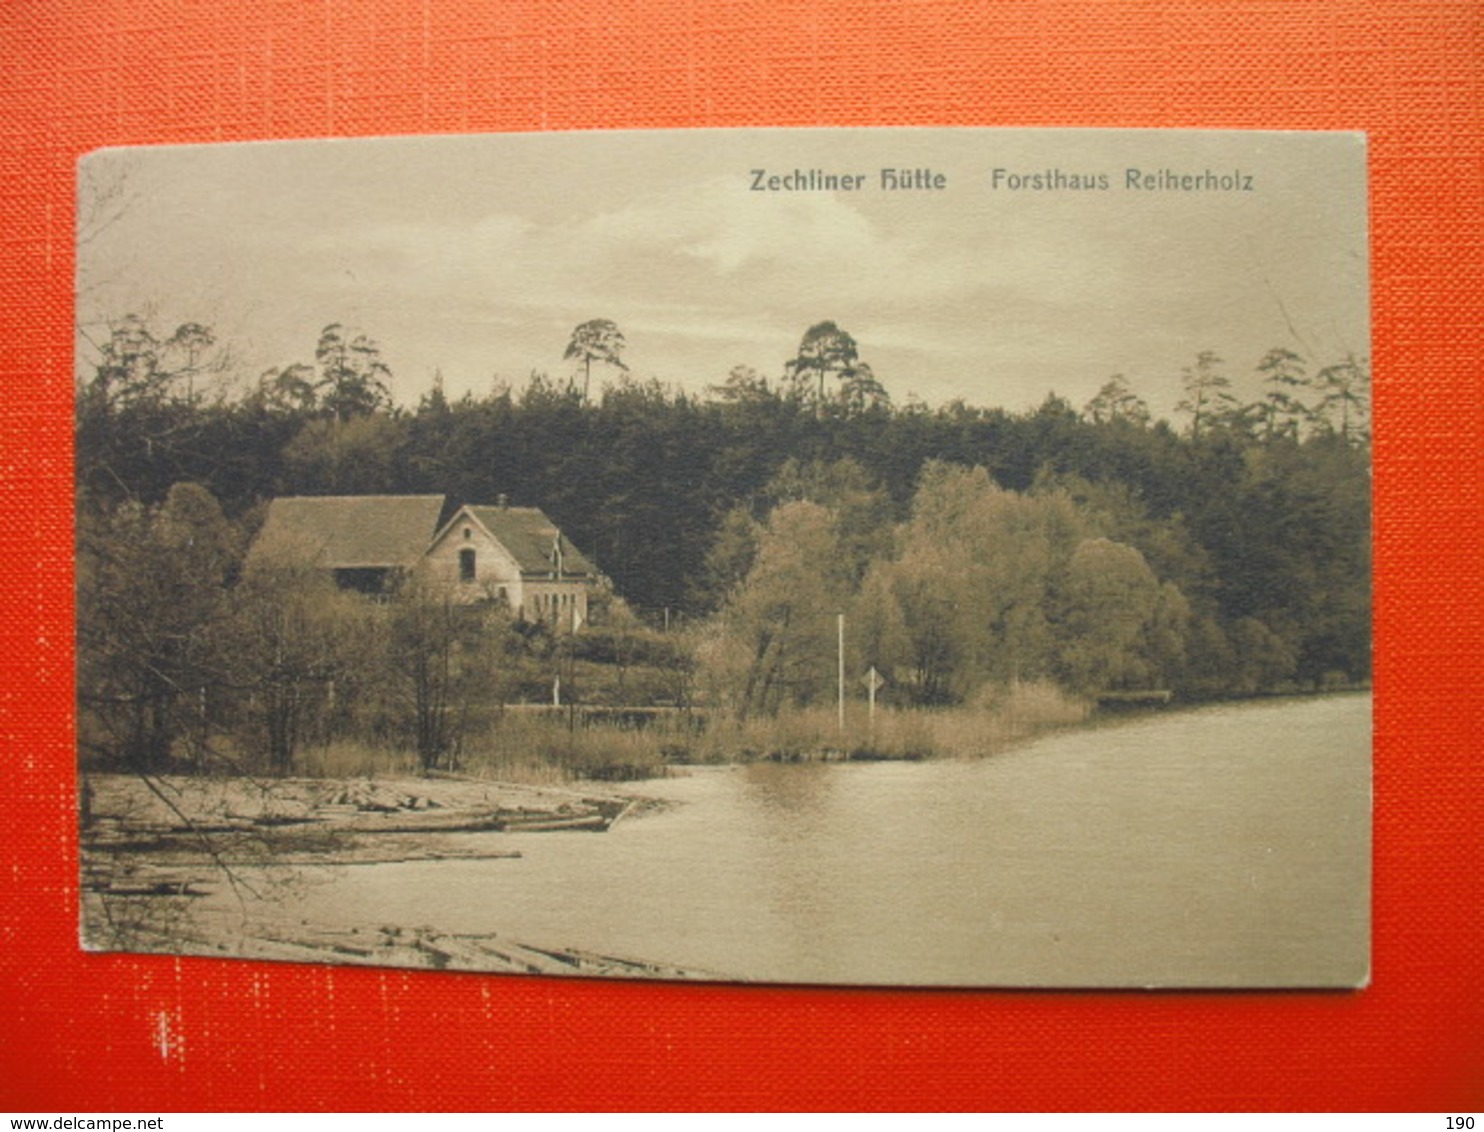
249;693;1371;987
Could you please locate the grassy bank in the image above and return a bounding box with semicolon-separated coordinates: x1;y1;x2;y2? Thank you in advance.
91;681;1093;786
688;680;1092;764
438;679;1092;783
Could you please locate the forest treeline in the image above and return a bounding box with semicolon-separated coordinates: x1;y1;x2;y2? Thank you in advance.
77;317;1371;774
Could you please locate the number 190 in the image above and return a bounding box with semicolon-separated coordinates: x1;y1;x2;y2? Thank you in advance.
1446;1119;1475;1130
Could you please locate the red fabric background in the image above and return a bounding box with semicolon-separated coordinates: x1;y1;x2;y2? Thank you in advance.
1;0;1480;1112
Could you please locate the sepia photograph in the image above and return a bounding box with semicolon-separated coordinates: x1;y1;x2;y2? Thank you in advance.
75;128;1370;987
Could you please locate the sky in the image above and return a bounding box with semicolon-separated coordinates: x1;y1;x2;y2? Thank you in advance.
77;128;1369;419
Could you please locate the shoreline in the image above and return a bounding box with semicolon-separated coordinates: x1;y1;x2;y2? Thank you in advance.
79;771;693;977
82;900;711;980
78;690;1369;978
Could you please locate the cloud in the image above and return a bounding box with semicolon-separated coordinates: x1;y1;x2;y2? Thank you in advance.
80;133;1368;415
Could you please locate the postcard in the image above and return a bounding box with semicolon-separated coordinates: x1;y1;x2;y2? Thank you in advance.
76;128;1370;987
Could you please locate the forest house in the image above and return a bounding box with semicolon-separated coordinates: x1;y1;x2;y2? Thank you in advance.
423;500;596;626
250;494;595;626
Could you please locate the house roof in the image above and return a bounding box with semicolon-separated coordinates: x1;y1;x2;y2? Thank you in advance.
252;495;447;569
460;504;597;578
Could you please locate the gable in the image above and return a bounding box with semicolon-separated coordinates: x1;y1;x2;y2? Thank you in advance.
425;509;524;581
463;505;597;578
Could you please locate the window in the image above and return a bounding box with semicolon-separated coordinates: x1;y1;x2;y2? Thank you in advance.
459;548;476;582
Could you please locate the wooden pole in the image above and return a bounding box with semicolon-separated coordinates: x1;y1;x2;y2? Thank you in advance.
837;612;845;733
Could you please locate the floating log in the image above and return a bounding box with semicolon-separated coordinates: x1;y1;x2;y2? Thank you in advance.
499;813;609;833
91;880;214;898
84;864;218;897
329;810;510;834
